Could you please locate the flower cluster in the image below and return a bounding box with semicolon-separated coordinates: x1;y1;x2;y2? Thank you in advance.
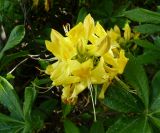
45;14;129;105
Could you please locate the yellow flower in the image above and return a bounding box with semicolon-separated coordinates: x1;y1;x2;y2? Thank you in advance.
61;58;110;104
45;29;76;61
45;14;129;105
123;22;131;41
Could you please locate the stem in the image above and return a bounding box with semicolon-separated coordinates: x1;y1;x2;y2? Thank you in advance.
115;76;130;91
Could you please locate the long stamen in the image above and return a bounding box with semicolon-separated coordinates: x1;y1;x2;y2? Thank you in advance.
63;23;70;34
90;84;97;105
94;85;97;105
88;83;97;122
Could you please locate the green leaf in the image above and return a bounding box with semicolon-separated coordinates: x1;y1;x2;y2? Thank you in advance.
76;7;88;24
79;126;89;133
30;110;44;131
22;87;37;133
64;119;80;133
124;8;160;24
136;50;160;65
124;55;149;109
0;123;23;133
134;24;160;34
36;99;57;120
91;0;113;18
90;121;105;133
0;25;25;59
106;116;152;133
150;116;160;129
151;71;160;112
0;76;23;120
62;104;73;118
23;87;37;119
103;83;140;113
134;39;156;49
0;113;24;124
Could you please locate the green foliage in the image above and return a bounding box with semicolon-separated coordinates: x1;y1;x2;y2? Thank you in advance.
0;76;43;132
134;24;160;34
0;76;23;120
103;82;140;113
107;116;152;133
135;39;160;64
124;8;160;24
124;55;149;109
0;25;25;60
90;121;105;133
0;0;160;132
64;119;80;133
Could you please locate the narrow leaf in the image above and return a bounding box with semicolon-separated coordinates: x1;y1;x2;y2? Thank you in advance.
103;83;140;113
23;86;36;119
107;116;151;133
124;8;160;24
136;50;160;65
134;39;156;50
134;24;160;34
124;55;149;109
150;116;160;129
0;113;24;124
0;25;25;59
76;7;88;24
0;76;23;120
151;71;160;112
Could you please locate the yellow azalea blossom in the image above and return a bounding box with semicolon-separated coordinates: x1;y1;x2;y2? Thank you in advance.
123;22;140;42
45;29;76;61
61;58;109;105
123;22;131;41
45;14;129;106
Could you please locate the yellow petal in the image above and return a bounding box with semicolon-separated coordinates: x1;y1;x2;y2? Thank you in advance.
114;25;121;35
51;29;63;42
71;82;88;99
66;22;84;42
86;44;97;56
72;59;93;79
91;57;109;84
45;62;58;75
83;14;95;39
94;22;106;37
45;40;61;59
61;85;73;104
107;29;120;42
95;35;111;56
53;75;80;86
123;23;131;41
104;65;118;78
98;82;110;99
50;60;81;85
50;62;67;80
62;82;88;105
103;52;117;67
117;50;128;74
46;30;76;60
76;39;86;55
89;22;106;44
